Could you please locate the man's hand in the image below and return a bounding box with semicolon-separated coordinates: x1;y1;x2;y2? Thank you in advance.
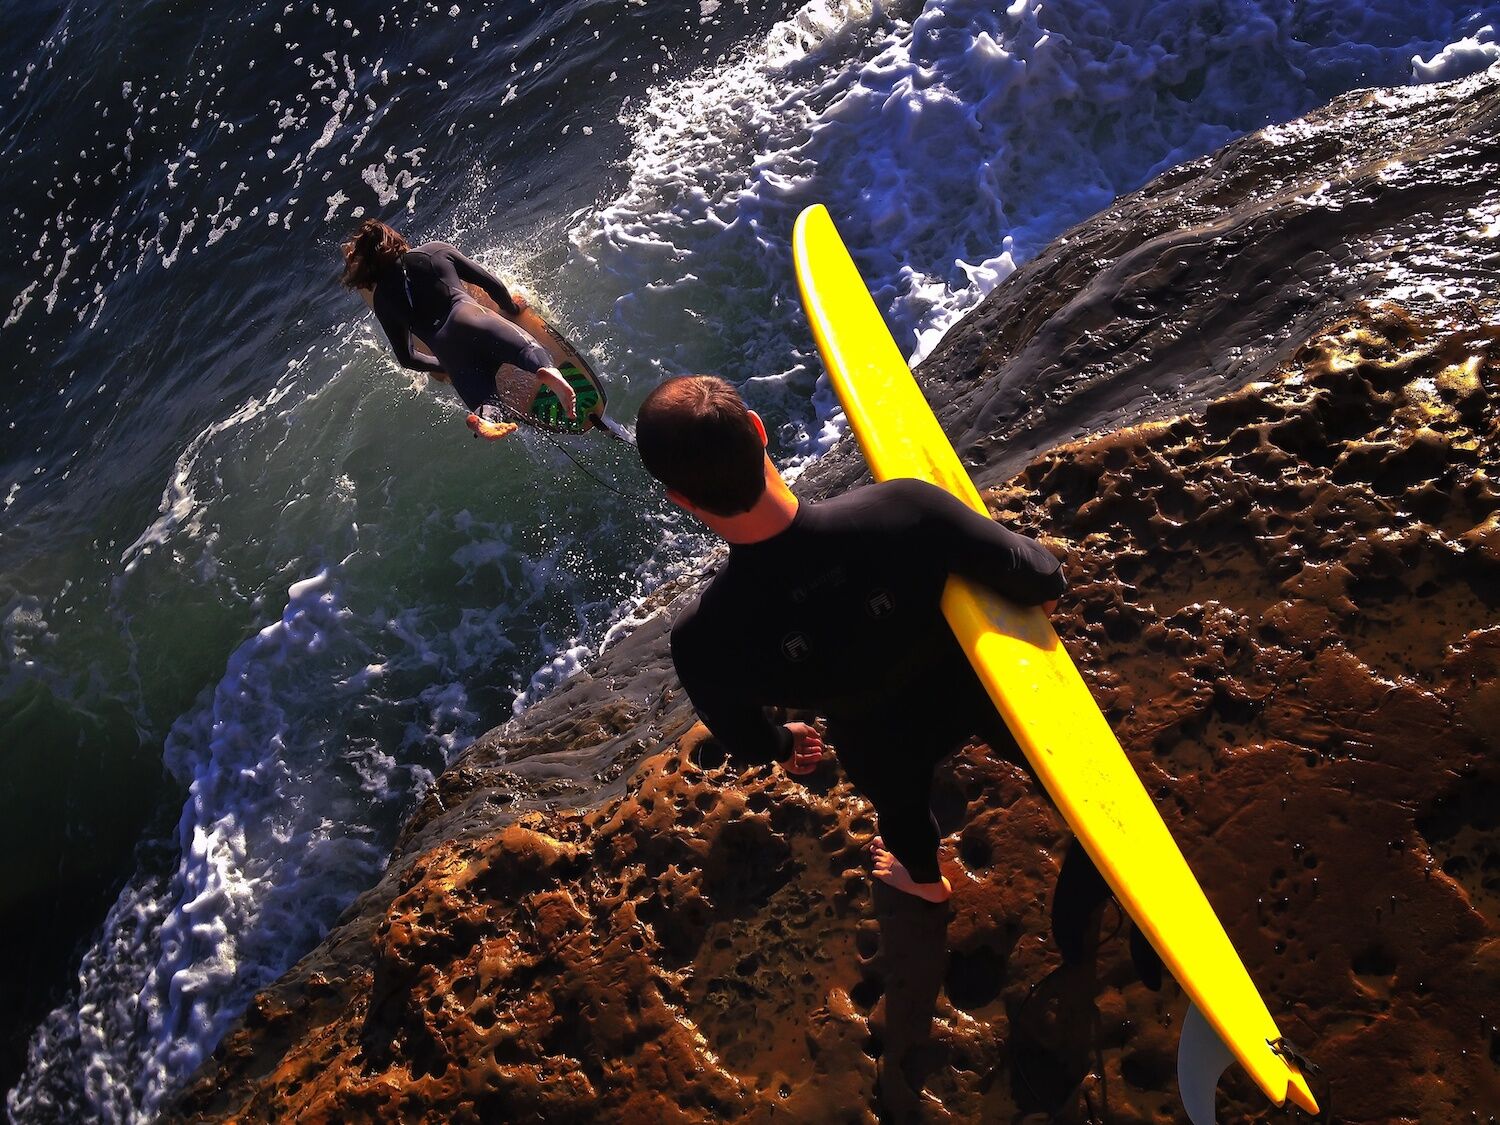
1041;599;1058;614
782;721;825;776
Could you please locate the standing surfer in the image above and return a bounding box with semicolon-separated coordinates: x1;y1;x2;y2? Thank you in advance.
340;219;577;439
635;375;1067;904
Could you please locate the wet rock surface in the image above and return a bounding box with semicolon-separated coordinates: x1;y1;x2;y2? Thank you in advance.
169;73;1500;1125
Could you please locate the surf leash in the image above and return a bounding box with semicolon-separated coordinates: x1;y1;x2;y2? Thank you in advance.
473;399;651;505
1268;1038;1331;1121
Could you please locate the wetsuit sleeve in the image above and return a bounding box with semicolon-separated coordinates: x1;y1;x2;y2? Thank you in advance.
372;292;443;374
671;621;794;768
444;246;521;315
906;480;1066;604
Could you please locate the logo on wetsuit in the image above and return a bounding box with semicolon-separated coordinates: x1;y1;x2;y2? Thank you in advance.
781;632;812;662
865;588;895;618
790;564;847;604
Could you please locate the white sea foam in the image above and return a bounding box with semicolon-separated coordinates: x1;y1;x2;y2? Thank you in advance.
11;547;534;1119
120;385;296;570
1414;22;1500;79
9;562;436;1120
2;8;434;341
515;640;595;712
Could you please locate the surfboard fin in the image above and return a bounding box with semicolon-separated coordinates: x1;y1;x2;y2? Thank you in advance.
591;413;636;445
1178;1001;1237;1125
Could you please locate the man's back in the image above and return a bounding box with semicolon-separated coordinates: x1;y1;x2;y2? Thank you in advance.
670;477;1064;763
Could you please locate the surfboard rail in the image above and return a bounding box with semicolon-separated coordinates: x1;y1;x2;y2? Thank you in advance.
791;202;1319;1121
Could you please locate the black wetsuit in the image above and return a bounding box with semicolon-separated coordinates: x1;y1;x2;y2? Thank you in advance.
371;242;554;412
670;478;1066;884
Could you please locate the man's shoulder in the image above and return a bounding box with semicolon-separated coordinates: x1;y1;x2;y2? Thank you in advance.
814;477;945;527
669;595;702;644
874;476;949;502
674;555;759;635
824;477;941;504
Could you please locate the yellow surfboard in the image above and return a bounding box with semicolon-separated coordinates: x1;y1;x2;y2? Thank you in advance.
792;204;1319;1121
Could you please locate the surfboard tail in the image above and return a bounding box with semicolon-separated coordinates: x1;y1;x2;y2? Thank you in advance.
1178;1003;1322;1122
591;413;635;445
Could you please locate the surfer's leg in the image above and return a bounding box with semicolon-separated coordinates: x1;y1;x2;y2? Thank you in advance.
1051;840;1111;964
490;365;536;416
533;365;578;418
840;739;951;903
870;840;951;904
968;703;1125;965
1051;837;1163;987
441;306;565;418
503;335;575;419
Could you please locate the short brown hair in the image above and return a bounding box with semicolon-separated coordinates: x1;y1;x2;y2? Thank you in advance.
340;219;410;289
636;376;767;516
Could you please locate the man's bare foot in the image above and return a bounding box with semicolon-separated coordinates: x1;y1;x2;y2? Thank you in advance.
467;413;518;441
870;836;951;903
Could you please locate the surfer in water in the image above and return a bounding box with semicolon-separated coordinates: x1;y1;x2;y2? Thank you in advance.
636;375;1065;904
340;218;577;440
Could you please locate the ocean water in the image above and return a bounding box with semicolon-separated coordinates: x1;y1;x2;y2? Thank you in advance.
3;0;1498;1119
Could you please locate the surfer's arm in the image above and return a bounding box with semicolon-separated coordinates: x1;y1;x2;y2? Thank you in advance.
907;481;1066;604
448;247;523;316
373;299;444;374
409;340;451;382
670;628;794;767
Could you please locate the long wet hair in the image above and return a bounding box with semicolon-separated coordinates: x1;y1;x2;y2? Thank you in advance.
340;219;409;289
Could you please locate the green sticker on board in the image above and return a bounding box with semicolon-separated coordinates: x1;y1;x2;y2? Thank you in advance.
529;364;603;433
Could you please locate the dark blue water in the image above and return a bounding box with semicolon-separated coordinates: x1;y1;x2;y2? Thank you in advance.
3;0;1497;1119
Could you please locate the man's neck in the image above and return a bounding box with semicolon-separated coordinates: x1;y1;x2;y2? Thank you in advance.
701;460;800;545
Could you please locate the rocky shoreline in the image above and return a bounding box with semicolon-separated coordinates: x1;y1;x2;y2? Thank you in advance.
168;71;1500;1123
